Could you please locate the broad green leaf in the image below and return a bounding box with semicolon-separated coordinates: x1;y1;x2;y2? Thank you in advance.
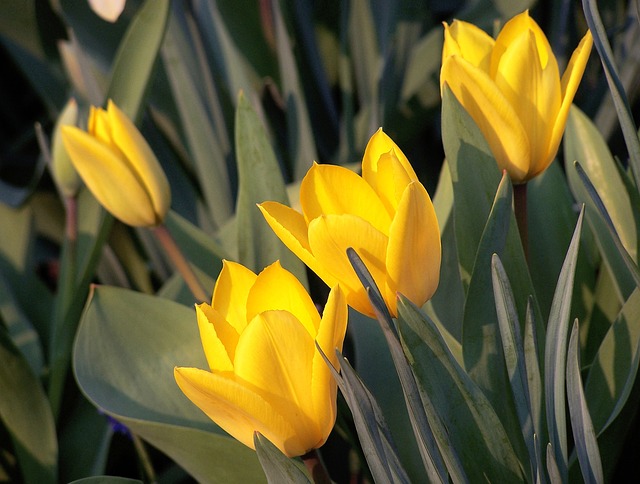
73;286;266;483
235;92;307;285
161;14;233;229
544;207;585;480
254;433;310;484
583;0;640;191
566;320;604;484
564;106;636;260
492;254;537;474
0;327;57;484
397;297;524;483
106;0;170;120
584;288;640;433
346;249;453;483
400;28;442;108
272;0;318;179
320;347;409;484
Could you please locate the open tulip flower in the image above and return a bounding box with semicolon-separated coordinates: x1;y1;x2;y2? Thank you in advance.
62;99;171;227
441;10;592;183
174;260;348;457
259;129;441;318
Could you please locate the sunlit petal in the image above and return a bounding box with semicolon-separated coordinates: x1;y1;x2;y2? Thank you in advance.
196;303;236;372
247;261;320;337
61;126;156;226
300;163;392;235
441;57;530;181
308;214;389;316
174;367;305;456
443;20;494;73
362;128;417;195
258;202;339;288
386;182;441;309
211;261;257;334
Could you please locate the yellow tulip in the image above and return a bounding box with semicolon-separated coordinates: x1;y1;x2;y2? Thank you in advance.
61;100;171;226
441;11;592;183
174;260;348;457
259;129;441;317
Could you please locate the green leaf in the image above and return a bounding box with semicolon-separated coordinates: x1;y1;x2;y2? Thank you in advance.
254;433;310;484
584;287;640;433
566;320;604;484
582;0;640;191
106;0;170;120
346;249;452;483
544;206;585;480
161;14;234;229
397;297;524;483
319;346;409;484
491;254;538;474
0;326;57;484
73;286;266;483
272;1;318;179
234;92;308;285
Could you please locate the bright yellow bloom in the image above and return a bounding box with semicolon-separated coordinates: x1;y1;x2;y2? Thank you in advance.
174;260;348;457
259;129;441;317
61;100;171;226
441;11;592;183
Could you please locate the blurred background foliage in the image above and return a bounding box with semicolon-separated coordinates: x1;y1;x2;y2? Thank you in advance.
1;0;640;482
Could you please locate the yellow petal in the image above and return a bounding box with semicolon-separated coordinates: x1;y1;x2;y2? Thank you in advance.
312;284;347;440
234;311;321;449
441;56;530;182
372;151;414;214
88;106;112;145
539;30;593;180
308;214;389;317
491;10;552;77
386;182;441;311
247;261;320;337
212;261;256;334
362;129;417;204
106;100;171;222
195;303;236;372
61;126;158;226
258;202;339;288
442;20;494;74
300;163;392;236
493;30;561;178
174;367;304;456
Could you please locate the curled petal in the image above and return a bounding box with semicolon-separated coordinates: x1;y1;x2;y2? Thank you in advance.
196;303;236;372
308;214;389;317
386;182;441;311
362;128;417;196
106;100;171;220
174;367;305;456
234;311;320;449
258;202;339;289
61;126;158;226
373;151;415;214
442;20;494;74
212;261;257;334
441;57;530;182
300;163;392;235
494;30;561;177
247;261;320;337
312;285;347;440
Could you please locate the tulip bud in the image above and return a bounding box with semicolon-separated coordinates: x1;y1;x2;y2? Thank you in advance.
50;98;82;199
62;100;171;227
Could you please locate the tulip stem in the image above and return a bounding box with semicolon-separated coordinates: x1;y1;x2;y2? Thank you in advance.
301;449;331;484
514;183;529;262
153;224;209;303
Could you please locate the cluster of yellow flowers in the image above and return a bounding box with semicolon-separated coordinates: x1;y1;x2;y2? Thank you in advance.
61;11;592;459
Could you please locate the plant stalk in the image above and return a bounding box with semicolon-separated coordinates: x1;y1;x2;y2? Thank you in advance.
301;449;331;484
514;182;529;262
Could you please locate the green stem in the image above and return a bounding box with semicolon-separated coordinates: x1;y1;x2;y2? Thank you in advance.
152;224;208;303
514;182;528;263
132;433;157;484
301;449;331;484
